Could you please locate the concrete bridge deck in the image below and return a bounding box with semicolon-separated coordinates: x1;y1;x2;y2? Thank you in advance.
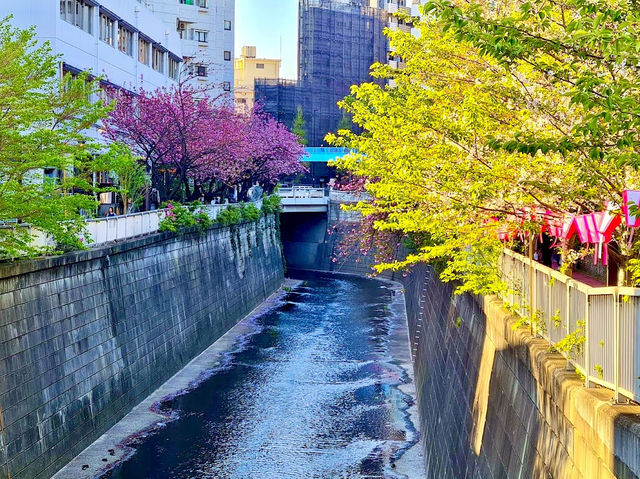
278;186;329;213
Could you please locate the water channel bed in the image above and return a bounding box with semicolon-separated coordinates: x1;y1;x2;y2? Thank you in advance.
103;273;420;479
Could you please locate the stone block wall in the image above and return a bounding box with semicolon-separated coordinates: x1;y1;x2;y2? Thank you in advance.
402;263;640;478
0;216;284;479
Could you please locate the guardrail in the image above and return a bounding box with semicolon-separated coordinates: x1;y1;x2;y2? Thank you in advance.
499;249;640;403
83;209;166;246
5;202;257;251
278;186;327;199
83;203;255;246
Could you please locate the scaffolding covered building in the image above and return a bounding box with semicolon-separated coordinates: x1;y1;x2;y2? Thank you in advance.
255;0;388;147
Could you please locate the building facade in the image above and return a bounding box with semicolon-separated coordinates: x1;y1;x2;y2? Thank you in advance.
143;0;235;101
2;0;183;94
234;46;281;112
255;0;389;147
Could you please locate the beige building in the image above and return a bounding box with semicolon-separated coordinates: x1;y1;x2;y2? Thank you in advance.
234;46;281;111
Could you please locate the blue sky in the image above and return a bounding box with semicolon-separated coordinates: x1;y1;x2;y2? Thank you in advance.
235;0;299;79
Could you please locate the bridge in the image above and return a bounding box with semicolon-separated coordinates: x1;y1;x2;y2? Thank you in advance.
277;186;329;213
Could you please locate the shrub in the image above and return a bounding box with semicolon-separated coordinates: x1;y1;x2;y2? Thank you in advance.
261;194;282;215
241;203;262;221
216;205;243;226
159;203;212;234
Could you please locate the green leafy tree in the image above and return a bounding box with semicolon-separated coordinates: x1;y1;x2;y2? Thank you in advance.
292;105;308;146
337;112;353;132
0;18;110;259
424;0;640;280
98;143;149;214
326;16;608;293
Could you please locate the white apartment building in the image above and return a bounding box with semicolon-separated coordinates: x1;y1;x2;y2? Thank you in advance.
142;0;235;101
1;0;183;93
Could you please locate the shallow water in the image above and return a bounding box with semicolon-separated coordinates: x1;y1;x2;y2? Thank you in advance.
104;273;417;479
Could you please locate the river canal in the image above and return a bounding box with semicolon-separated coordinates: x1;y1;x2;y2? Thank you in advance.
103;273;422;479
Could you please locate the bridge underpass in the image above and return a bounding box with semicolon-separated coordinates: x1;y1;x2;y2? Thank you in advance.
277;187;375;274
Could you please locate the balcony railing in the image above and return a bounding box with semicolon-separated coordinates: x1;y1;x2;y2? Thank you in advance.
499;248;640;403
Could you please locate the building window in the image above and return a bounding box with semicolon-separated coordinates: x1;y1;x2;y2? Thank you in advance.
224;51;231;61
152;47;164;72
223;82;231;91
224;20;232;31
196;65;207;77
195;30;208;43
118;26;133;56
196;0;209;7
256;63;264;69
169;58;180;80
60;0;93;34
138;38;150;65
99;14;115;46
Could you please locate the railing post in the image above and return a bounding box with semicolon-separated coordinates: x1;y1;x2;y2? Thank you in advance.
565;281;572;370
547;271;552;337
585;293;591;388
528;236;535;336
613;288;620;403
565;281;571;339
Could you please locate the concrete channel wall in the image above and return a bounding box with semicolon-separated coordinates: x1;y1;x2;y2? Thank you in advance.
402;263;640;479
0;216;284;479
280;199;385;276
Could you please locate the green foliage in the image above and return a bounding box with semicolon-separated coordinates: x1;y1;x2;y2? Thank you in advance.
551;310;562;329
158;203;213;234
594;364;604;380
242;203;262;221
96;143;149;214
453;316;462;328
215;203;261;226
511;305;546;335
292;105;308;146
553;320;586;360
627;259;640;287
216;205;244;226
261;194;282;215
0;17;111;260
326;0;640;291
337;112;353;132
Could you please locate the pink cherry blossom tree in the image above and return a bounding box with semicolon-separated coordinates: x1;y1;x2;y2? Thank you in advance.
103;83;305;203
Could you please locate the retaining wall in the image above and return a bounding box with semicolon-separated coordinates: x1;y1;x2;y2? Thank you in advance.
0;216;284;479
402;263;640;478
280;200;388;276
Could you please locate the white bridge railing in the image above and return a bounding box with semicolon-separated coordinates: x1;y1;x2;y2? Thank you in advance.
500;249;640;403
278;186;327;199
278;186;329;212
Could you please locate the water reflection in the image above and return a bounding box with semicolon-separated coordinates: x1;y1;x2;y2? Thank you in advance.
104;273;416;479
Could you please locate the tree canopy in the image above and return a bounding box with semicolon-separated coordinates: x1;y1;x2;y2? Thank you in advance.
103;84;306;202
292;105;308;146
0;18;111;259
328;2;640;291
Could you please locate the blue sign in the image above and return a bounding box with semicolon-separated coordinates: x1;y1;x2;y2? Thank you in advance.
302;147;351;163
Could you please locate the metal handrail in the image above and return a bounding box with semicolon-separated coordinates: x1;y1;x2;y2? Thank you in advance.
500;248;640;403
